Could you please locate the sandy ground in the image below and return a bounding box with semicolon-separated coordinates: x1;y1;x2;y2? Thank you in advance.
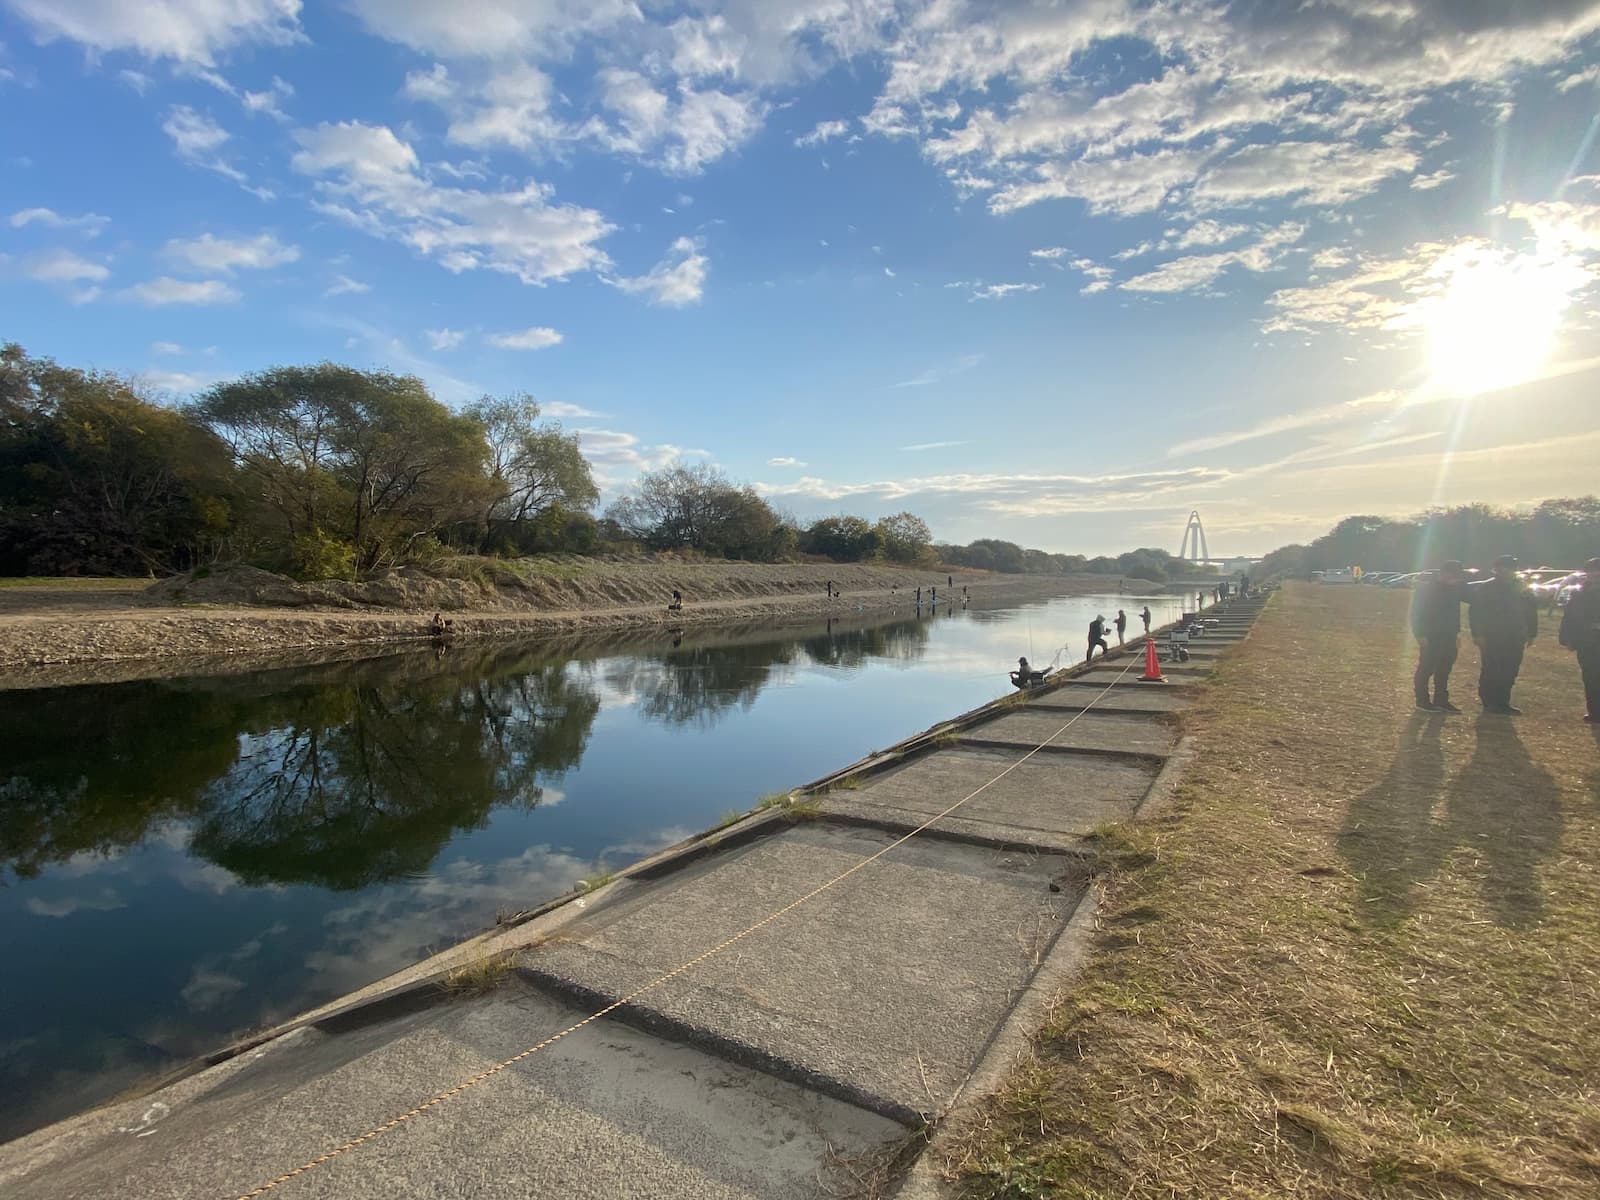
0;565;1132;690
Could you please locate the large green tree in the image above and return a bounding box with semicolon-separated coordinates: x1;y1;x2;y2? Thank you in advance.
605;463;794;561
464;393;598;552
191;363;492;572
0;343;235;575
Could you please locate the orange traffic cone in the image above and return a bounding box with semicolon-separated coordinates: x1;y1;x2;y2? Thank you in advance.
1139;636;1164;682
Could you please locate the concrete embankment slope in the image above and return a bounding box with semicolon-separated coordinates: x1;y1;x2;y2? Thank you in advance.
0;599;1269;1200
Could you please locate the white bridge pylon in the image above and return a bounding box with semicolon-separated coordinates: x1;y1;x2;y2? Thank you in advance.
1178;510;1209;563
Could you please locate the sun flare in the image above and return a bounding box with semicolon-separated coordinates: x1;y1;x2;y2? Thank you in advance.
1420;241;1588;398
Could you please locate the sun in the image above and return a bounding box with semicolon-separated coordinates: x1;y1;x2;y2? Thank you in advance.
1420;241;1587;398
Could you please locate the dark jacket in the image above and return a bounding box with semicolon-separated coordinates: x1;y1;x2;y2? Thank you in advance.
1409;577;1467;640
1559;581;1600;652
1468;576;1538;643
1089;617;1106;641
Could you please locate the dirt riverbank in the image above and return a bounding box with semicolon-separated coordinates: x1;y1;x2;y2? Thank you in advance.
0;562;1140;690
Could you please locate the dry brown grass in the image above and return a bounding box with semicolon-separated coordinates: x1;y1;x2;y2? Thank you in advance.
945;583;1600;1199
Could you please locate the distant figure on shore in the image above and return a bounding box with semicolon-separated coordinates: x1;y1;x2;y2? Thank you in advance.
669;588;683;612
915;586;921;606
1197;591;1205;610
1115;609;1127;645
1469;554;1538;714
931;586;937;605
1141;605;1152;634
825;579;833;598
429;612;448;638
1087;615;1110;662
1410;560;1468;712
1559;558;1600;722
947;574;953;587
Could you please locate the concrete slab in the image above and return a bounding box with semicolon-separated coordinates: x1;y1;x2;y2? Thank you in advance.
962;709;1177;757
823;745;1157;848
1026;686;1192;713
2;983;903;1200
520;821;1077;1121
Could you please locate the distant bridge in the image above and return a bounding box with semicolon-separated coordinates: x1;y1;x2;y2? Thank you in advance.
1176;510;1262;573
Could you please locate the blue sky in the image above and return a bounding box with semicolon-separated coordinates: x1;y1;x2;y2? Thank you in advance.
4;1;1600;557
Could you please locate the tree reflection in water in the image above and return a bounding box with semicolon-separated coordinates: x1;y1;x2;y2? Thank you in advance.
1;644;599;890
599;613;931;727
0;611;930;889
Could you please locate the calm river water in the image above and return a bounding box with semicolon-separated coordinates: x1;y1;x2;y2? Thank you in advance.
0;588;1186;1141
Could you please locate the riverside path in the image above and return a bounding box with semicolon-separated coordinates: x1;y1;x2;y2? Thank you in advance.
0;597;1271;1200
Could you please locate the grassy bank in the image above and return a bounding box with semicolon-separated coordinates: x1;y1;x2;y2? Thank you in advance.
947;583;1600;1198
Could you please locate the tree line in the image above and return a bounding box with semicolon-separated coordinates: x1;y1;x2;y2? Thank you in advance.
1257;499;1600;578
1;342;1193;582
0;345;599;577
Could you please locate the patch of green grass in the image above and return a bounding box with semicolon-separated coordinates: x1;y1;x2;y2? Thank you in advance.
831;774;862;792
709;809;745;832
754;792;791;810
945;584;1600;1199
578;869;617;892
442;949;517;996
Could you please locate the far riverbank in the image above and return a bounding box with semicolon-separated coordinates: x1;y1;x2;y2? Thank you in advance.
0;562;1158;689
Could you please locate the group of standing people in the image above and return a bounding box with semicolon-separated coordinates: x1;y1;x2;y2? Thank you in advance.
1086;606;1150;662
1411;554;1600;720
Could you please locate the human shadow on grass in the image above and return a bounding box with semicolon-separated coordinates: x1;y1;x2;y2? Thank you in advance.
1341;713;1562;929
1442;715;1562;929
1338;711;1450;926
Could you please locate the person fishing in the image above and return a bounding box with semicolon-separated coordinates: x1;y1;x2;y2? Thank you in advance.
1011;655;1045;688
1115;609;1128;646
1087;614;1110;662
1140;605;1152;634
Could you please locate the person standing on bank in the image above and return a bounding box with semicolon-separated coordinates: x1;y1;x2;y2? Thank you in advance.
1115;609;1128;646
1409;560;1468;712
1140;605;1152;634
1558;557;1600;723
1087;614;1110;662
1469;554;1539;715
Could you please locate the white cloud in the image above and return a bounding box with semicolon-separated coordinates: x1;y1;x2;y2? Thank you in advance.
241;75;294;120
614;235;707;307
486;325;563;350
1119;222;1305;294
9;206;108;235
138;367;215;395
425;327;465;351
291;120;614;285
162;104;270;195
969;282;1041;301
577;427;708;489
755;465;1233;516
163;105;230;157
164;232;299;273
324;274;370;296
892;353;981;389
7;0;302;65
22;248;108;283
591;70;765;175
1411;168;1456;191
1190;139;1419;211
151;341;185;355
123;276;241;305
990;148;1207;216
902;440;967;452
795;118;848;147
542;401;600;418
767;456;806;467
1030;247;1070;260
346;0;637;58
